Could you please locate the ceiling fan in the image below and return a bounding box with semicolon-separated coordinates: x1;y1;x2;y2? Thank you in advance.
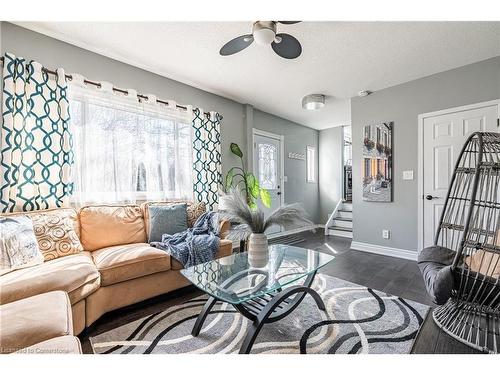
220;21;302;59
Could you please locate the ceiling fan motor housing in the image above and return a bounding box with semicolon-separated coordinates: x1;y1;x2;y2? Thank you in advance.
252;21;277;45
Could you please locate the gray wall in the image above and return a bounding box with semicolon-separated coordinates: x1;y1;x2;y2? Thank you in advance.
0;22;245;175
318;126;344;224
351;56;500;251
0;22;321;221
252;108;320;223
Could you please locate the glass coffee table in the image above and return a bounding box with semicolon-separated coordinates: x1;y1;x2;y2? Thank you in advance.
181;244;334;354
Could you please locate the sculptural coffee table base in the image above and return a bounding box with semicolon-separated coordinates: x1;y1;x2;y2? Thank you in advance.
180;244;334;354
190;269;325;354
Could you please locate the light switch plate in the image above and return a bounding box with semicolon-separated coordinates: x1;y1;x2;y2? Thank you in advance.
403;170;414;180
382;229;390;239
283;176;288;183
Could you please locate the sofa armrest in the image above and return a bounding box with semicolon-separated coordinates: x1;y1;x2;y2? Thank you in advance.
219;220;230;239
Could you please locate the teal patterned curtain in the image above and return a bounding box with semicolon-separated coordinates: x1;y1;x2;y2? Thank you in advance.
0;53;73;213
192;108;222;210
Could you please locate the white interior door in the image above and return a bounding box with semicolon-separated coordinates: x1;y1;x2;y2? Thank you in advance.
253;131;283;235
422;102;498;248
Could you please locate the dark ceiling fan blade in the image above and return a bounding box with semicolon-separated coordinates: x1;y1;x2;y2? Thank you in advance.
271;33;302;59
219;34;254;56
277;21;301;25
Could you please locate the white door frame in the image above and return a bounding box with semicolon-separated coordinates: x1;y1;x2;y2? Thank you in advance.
252;128;285;206
417;99;500;252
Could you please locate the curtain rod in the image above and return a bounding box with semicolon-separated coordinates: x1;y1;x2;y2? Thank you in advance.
0;56;213;118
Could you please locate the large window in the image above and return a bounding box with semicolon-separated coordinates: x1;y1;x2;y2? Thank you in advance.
68;85;193;205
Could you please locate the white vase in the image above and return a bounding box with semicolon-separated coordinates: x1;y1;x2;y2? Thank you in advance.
248;233;269;268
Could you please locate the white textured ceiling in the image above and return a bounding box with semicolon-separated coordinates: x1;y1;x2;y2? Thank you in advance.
14;22;500;130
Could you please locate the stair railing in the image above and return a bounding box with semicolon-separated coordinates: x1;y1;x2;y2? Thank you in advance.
325;200;342;233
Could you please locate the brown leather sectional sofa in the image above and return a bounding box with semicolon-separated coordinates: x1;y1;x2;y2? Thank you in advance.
0;202;232;340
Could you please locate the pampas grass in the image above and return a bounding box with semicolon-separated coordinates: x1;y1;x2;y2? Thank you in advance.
219;188;313;241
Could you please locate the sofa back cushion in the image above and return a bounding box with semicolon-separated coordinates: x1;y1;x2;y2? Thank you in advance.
79;205;146;251
30;208;84;261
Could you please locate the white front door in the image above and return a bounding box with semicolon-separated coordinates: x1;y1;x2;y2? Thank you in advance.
253;131;283;234
421;102;499;248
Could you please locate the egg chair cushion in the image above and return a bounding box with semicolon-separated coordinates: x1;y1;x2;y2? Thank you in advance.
417;245;456;305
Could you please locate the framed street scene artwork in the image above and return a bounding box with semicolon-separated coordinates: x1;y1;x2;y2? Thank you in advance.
362;122;393;202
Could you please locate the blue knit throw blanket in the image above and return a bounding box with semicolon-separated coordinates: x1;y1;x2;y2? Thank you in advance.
151;211;221;268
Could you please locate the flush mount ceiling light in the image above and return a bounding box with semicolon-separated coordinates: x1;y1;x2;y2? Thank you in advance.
358;90;372;97
302;94;325;110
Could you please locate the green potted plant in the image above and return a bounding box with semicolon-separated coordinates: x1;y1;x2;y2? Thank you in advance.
224;143;271;209
224;142;273;253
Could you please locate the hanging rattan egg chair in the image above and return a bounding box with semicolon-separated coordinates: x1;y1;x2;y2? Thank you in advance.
418;132;500;354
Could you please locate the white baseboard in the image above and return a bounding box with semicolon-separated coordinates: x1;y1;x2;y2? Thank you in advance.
350;241;417;261
267;225;319;239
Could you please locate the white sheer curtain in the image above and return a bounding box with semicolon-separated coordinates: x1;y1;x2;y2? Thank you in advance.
68;75;194;206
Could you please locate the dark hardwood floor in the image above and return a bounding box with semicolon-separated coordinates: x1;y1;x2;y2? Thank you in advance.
79;229;480;354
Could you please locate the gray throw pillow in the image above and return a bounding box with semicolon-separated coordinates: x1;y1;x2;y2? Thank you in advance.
417;245;455;305
148;203;188;242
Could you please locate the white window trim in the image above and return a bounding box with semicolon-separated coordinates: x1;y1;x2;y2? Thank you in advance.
306;145;317;183
68;85;194;206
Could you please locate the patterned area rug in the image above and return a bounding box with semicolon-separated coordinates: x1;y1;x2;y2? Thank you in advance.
90;274;429;354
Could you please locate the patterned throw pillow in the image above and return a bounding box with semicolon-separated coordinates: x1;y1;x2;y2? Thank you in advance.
0;216;44;275
187;201;207;227
30;209;84;261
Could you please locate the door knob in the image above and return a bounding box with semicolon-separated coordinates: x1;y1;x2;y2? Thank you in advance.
277;192;282;196
425;195;440;200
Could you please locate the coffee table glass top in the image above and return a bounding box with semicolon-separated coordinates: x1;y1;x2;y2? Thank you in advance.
180;244;334;305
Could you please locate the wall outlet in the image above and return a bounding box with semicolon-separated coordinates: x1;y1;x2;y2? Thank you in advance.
382;229;390;239
402;170;414;180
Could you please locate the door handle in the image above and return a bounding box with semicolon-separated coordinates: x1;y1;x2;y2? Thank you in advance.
425;195;440;200
277;192;282;196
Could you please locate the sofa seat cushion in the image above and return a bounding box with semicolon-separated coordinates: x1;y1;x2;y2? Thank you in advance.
0;291;73;353
92;243;171;286
79;205;147;251
15;336;82;354
170;239;233;270
0;252;100;305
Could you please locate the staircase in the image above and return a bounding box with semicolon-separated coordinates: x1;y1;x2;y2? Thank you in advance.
325;202;353;238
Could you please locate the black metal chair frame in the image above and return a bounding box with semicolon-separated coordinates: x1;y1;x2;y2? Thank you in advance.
430;132;500;353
